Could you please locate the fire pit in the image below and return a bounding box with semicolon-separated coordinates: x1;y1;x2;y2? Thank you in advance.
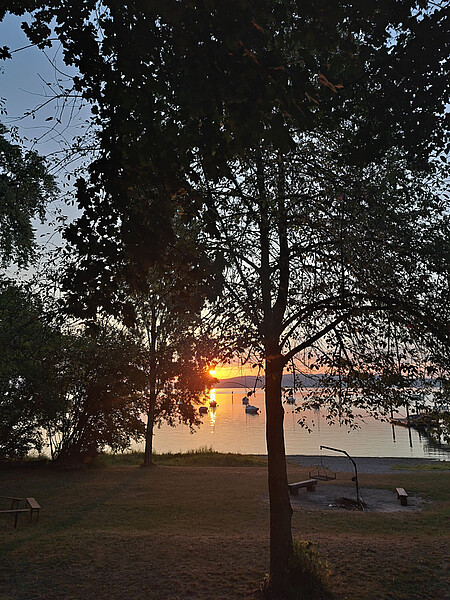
329;497;366;510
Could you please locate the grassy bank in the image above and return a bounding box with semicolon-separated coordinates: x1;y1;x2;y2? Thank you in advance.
97;447;268;467
0;452;448;600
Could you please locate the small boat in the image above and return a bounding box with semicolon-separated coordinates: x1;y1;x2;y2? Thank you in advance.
245;405;259;414
242;396;249;405
199;406;208;414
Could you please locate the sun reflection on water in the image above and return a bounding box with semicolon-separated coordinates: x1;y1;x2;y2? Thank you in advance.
209;408;216;430
209;389;217;431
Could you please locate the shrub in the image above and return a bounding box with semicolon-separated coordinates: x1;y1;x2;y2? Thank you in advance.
261;540;333;600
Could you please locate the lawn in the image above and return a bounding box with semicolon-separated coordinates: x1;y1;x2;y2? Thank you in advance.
0;454;448;600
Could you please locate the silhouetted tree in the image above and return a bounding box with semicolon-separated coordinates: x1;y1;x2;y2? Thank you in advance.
0;279;148;462
130;268;219;467
50;323;147;463
0;278;60;458
3;2;449;595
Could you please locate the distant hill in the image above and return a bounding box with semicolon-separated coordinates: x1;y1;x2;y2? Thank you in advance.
214;374;322;389
214;374;436;391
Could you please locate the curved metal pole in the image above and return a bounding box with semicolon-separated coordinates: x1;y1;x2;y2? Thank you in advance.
320;445;361;508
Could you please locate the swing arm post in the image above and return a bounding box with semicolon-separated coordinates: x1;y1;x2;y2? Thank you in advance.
320;445;360;507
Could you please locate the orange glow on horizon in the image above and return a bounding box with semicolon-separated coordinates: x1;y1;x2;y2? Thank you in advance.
209;363;257;381
208;362;327;382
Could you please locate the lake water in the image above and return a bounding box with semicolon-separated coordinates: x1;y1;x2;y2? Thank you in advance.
144;389;450;460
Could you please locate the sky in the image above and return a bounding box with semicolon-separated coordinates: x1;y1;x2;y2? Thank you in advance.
0;14;87;160
1;13;88;261
210;362;258;381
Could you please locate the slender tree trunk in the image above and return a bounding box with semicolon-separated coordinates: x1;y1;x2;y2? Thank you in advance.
143;308;158;467
265;340;293;593
143;393;156;467
257;153;293;593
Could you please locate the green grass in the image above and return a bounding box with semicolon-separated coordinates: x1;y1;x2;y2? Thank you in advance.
0;461;448;600
96;446;268;467
393;461;450;471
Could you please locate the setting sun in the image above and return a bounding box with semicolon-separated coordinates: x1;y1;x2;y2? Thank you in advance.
209;369;216;376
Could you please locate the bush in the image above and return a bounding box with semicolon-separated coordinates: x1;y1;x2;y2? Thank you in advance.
261;540;333;600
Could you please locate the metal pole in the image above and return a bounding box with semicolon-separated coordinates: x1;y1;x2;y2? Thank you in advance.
320;445;361;508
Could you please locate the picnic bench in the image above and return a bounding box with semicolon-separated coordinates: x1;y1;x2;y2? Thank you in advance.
288;479;317;495
26;497;41;522
0;508;30;528
396;487;408;506
0;496;42;527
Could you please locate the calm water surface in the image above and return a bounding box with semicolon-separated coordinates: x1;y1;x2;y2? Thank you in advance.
144;389;450;460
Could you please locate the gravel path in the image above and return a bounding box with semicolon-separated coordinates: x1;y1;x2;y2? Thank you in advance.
287;455;450;474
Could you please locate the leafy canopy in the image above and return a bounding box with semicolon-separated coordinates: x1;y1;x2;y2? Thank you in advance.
2;1;449;302
0;123;56;267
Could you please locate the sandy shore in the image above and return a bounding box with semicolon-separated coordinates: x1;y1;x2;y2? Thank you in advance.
287;455;449;474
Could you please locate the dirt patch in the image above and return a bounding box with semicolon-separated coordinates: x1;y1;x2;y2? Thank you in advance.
289;483;426;512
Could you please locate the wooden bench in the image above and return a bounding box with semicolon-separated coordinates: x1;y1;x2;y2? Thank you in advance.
396;487;408;506
0;509;30;528
288;479;317;495
26;498;41;522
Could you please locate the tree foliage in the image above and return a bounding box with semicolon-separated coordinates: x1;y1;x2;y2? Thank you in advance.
0;123;56;267
129;269;219;466
0;278;60;458
3;1;449;292
48;324;147;463
0;279;147;462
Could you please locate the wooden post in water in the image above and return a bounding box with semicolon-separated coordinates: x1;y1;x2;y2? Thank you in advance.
390;404;396;442
405;402;413;448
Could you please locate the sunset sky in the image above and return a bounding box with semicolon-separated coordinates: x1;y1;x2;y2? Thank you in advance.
209;362;258;381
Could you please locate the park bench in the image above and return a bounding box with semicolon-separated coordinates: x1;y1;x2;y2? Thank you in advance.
396;487;408;506
288;479;317;495
26;497;41;522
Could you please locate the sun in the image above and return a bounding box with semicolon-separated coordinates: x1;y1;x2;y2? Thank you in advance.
209;368;216;376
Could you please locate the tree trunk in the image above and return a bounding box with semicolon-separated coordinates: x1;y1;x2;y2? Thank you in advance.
143;308;158;467
143;396;155;467
265;342;293;593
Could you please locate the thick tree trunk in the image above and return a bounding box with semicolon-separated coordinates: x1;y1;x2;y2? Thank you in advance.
265;343;293;593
